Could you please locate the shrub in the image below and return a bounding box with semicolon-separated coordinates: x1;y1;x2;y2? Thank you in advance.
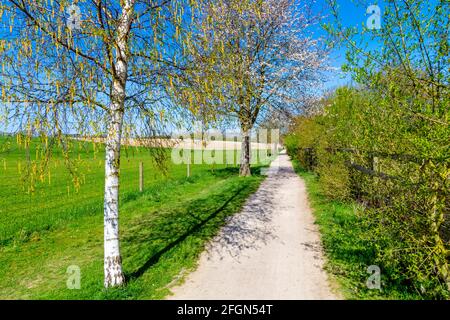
284;85;450;299
315;157;351;201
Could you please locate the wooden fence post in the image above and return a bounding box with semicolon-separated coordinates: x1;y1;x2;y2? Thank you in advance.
187;161;190;177
309;148;313;169
371;155;375;171
139;161;144;192
305;148;313;170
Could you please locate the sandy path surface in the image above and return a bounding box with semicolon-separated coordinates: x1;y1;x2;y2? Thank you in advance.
167;152;338;300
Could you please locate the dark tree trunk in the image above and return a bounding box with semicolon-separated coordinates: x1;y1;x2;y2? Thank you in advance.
240;127;251;176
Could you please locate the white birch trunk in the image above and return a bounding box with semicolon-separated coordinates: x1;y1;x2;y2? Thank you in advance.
104;0;134;288
104;103;125;287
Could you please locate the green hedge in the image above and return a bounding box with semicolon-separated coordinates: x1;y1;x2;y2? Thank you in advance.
285;86;449;299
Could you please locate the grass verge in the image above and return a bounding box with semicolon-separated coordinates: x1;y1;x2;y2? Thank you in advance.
0;166;265;299
0;134;270;299
292;160;422;300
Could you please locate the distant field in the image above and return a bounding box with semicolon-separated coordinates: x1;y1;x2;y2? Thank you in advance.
0;135;271;299
77;136;279;150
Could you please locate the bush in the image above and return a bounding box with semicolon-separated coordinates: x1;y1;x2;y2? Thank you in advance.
285;85;450;299
316;158;351;202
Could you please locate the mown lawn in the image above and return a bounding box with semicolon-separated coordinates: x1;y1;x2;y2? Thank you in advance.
0;136;269;299
292;160;422;300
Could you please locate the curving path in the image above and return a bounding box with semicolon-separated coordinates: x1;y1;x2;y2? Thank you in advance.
167;152;339;300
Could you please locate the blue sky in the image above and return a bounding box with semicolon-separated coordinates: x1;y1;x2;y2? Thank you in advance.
0;0;380;93
311;0;385;90
0;0;383;134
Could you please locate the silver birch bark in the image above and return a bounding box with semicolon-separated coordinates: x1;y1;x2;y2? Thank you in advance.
104;0;134;288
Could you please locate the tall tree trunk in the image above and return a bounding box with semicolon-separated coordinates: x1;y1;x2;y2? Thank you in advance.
104;101;125;288
240;126;251;176
104;0;134;288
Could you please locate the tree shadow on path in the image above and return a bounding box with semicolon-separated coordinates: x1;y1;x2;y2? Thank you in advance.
124;180;253;281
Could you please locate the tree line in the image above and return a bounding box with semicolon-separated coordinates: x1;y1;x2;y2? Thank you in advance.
0;0;327;288
285;0;449;298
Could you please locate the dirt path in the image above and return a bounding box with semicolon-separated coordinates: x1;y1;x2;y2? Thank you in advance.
167;152;339;300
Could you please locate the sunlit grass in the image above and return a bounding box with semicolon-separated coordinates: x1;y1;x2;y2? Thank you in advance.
292;160;422;300
0;135;270;299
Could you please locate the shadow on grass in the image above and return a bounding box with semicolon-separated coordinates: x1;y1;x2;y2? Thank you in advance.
208;165;267;178
127;186;245;280
290;159;426;299
122;175;263;282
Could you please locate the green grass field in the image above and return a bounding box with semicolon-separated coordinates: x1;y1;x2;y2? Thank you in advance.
0;135;270;299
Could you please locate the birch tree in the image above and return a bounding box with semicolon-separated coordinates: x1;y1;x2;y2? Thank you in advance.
0;0;198;287
174;0;328;175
